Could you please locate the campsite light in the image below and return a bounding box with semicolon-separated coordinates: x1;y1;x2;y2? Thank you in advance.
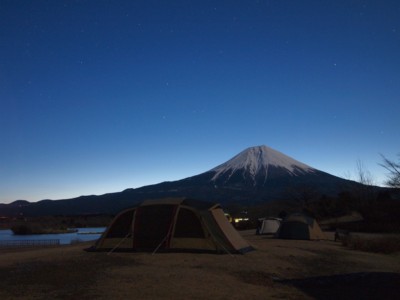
233;217;249;223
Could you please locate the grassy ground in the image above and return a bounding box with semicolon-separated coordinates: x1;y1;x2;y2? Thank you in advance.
0;231;399;300
341;234;400;254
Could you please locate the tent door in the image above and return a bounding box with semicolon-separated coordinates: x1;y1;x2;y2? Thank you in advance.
133;204;177;250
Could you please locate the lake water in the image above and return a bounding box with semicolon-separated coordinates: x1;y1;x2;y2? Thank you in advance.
0;227;105;245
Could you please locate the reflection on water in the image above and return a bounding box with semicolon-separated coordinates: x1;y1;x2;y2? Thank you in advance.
0;227;105;245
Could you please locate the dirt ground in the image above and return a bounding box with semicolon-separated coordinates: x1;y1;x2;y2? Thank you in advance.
0;230;399;300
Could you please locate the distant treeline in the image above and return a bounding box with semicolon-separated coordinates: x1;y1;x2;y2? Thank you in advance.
8;214;114;234
225;188;400;233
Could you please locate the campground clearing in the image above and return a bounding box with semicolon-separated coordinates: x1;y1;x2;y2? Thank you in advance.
0;230;399;300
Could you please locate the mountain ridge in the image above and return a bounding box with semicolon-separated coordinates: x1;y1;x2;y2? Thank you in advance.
0;145;367;216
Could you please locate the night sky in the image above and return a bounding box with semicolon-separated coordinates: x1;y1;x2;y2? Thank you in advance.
1;1;399;203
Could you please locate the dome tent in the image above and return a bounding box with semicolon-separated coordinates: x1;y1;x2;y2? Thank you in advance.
90;198;253;254
276;213;325;240
256;217;282;235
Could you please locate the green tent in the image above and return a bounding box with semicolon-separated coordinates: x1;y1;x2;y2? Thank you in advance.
276;213;326;240
90;198;253;254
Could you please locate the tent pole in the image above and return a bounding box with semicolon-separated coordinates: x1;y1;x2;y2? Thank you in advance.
201;218;235;257
152;217;175;255
151;233;169;255
211;236;235;257
107;232;131;255
152;206;178;255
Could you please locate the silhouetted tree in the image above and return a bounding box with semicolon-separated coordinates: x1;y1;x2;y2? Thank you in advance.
353;159;376;207
356;159;375;186
380;153;400;188
285;185;320;210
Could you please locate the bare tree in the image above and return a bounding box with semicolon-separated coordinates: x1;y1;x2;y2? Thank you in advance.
379;154;400;188
355;159;375;186
349;159;376;209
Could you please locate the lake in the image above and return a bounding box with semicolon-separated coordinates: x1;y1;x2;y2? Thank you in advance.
0;227;105;245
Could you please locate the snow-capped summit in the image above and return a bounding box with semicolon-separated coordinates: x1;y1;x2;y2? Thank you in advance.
210;145;315;186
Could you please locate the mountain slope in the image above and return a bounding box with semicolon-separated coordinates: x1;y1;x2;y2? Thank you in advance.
1;145;364;216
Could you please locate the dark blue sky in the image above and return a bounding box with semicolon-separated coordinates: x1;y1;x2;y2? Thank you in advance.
1;1;399;203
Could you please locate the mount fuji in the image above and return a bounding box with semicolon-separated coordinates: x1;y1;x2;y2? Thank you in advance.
210;145;316;187
1;145;361;216
144;145;356;202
